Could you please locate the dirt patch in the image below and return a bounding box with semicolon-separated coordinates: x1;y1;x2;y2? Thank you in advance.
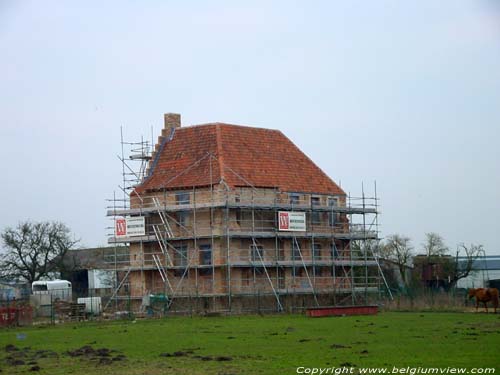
159;351;189;357
340;362;356;367
6;358;25;366
66;346;126;365
1;345;61;371
5;344;18;353
215;356;233;361
96;348;111;357
34;349;58;359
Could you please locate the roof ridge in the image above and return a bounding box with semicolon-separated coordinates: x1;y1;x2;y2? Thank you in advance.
180;122;280;132
215;124;225;183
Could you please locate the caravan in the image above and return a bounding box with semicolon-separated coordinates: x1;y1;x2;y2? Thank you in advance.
32;280;72;302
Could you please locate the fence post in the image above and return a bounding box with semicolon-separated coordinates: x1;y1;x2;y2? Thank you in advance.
257;289;261;314
128;288;131;319
50;293;54;325
90;288;93;320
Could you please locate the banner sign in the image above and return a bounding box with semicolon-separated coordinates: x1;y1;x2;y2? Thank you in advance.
278;211;306;231
115;216;145;237
115;218;127;238
126;216;146;236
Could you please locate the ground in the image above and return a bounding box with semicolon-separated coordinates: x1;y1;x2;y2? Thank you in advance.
0;312;499;374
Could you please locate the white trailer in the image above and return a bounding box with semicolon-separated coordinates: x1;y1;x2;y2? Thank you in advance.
32;280;72;302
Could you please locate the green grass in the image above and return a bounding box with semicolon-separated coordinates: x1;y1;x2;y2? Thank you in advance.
0;312;499;374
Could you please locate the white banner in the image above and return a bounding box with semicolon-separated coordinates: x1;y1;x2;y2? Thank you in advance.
126;216;146;237
278;211;306;231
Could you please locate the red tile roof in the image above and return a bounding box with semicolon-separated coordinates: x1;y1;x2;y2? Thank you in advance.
135;123;345;196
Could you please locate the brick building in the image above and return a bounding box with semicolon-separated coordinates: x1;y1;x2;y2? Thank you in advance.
108;114;381;313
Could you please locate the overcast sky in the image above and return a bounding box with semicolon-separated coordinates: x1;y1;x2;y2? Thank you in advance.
1;1;499;255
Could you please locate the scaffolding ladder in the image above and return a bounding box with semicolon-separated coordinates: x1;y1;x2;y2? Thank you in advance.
251;238;284;312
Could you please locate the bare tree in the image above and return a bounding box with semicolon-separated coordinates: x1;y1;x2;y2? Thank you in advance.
0;221;79;284
350;239;382;257
422;232;448;258
382;234;414;286
449;243;483;287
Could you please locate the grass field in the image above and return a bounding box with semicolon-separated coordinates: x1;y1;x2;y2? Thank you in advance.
0;312;499;374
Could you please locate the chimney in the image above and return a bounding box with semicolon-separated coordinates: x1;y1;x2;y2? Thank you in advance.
161;113;181;138
164;113;181;129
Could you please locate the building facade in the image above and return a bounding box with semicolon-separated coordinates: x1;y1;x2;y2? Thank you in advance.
108;114;381;313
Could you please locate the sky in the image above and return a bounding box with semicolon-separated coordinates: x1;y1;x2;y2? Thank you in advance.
1;1;499;255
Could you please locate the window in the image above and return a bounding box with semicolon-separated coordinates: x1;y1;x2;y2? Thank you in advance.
254;267;264;275
199;244;212;266
313;243;322;276
313;266;322;277
33;284;47;292
313;243;322;260
176;192;190;205
290;193;300;205
278;239;285;260
328;197;338;207
278;268;285;289
250;244;264;261
235;209;242;225
292;241;301;261
174;244;188;277
311;197;321;225
174;244;188;267
312;212;321;225
199;244;212;276
242;269;251;286
328;197;338;227
177;211;189;227
331;242;339;259
292;266;303;278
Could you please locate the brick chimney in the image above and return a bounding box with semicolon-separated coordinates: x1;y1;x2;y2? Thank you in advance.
162;113;181;137
153;113;181;155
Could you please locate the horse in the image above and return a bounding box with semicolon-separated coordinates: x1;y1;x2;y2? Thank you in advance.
468;288;499;313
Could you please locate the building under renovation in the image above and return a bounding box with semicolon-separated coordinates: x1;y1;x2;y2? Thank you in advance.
107;113;385;314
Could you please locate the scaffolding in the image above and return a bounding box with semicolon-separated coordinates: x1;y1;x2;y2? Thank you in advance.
104;130;390;315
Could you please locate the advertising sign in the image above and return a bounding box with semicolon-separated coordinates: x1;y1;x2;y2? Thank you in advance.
278;211;306;231
115;218;127;238
126;216;146;237
115;216;145;237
